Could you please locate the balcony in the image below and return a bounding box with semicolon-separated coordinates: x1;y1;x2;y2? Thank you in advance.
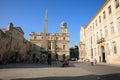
97;37;105;44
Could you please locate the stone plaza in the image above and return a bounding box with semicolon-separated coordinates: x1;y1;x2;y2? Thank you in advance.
0;61;120;80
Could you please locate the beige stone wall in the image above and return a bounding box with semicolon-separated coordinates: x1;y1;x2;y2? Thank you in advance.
0;23;31;62
79;0;120;64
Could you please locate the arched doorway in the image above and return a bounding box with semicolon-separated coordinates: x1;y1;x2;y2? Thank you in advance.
33;53;36;61
101;46;106;62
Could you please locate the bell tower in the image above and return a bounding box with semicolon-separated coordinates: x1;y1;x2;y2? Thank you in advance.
60;21;68;33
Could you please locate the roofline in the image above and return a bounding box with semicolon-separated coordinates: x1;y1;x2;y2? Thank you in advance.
86;0;110;27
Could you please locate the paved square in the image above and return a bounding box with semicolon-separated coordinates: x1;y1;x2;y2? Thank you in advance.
0;62;120;80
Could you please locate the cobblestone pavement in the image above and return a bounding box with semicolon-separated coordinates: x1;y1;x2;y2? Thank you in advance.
0;61;120;80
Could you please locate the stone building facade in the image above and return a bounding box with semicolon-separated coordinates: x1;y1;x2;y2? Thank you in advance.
29;10;70;60
0;23;31;63
79;0;120;64
0;11;70;63
29;21;70;60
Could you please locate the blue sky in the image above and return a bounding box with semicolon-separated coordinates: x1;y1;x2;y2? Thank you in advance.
0;0;105;47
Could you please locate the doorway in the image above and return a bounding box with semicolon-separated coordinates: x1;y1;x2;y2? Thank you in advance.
101;46;106;62
33;53;36;61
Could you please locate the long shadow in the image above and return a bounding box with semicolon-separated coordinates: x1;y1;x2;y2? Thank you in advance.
0;62;75;69
1;73;118;80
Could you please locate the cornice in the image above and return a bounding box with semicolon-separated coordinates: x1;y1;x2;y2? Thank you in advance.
86;0;110;27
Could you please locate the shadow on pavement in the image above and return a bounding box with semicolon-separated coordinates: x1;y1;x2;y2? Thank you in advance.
0;62;75;69
3;73;119;80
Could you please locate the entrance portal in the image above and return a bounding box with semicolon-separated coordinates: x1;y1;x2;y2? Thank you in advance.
33;53;36;61
101;46;106;62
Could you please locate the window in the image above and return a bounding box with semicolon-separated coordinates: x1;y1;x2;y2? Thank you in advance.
55;45;58;49
34;36;36;39
63;37;65;40
41;37;43;39
112;42;117;54
106;43;110;54
56;37;58;40
108;5;112;14
51;37;53;40
93;23;94;29
63;45;65;50
103;11;106;19
99;16;101;23
94;48;96;56
95;20;97;26
114;45;117;54
117;17;120;31
90;26;92;31
104;26;108;37
110;22;115;34
100;29;102;38
115;0;119;8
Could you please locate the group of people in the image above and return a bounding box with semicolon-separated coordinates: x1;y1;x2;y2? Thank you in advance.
47;53;70;67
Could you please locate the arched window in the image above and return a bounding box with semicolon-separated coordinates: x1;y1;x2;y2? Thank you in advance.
108;5;112;14
99;16;101;23
63;37;65;40
56;37;58;40
115;0;119;8
34;36;36;39
103;11;106;19
63;45;65;50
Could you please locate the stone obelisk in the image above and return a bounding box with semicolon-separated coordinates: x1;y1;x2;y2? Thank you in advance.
42;9;48;49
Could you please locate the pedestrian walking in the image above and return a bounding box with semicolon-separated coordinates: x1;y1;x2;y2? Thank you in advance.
62;59;69;67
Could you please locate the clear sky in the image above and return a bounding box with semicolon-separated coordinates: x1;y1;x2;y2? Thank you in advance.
0;0;105;47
